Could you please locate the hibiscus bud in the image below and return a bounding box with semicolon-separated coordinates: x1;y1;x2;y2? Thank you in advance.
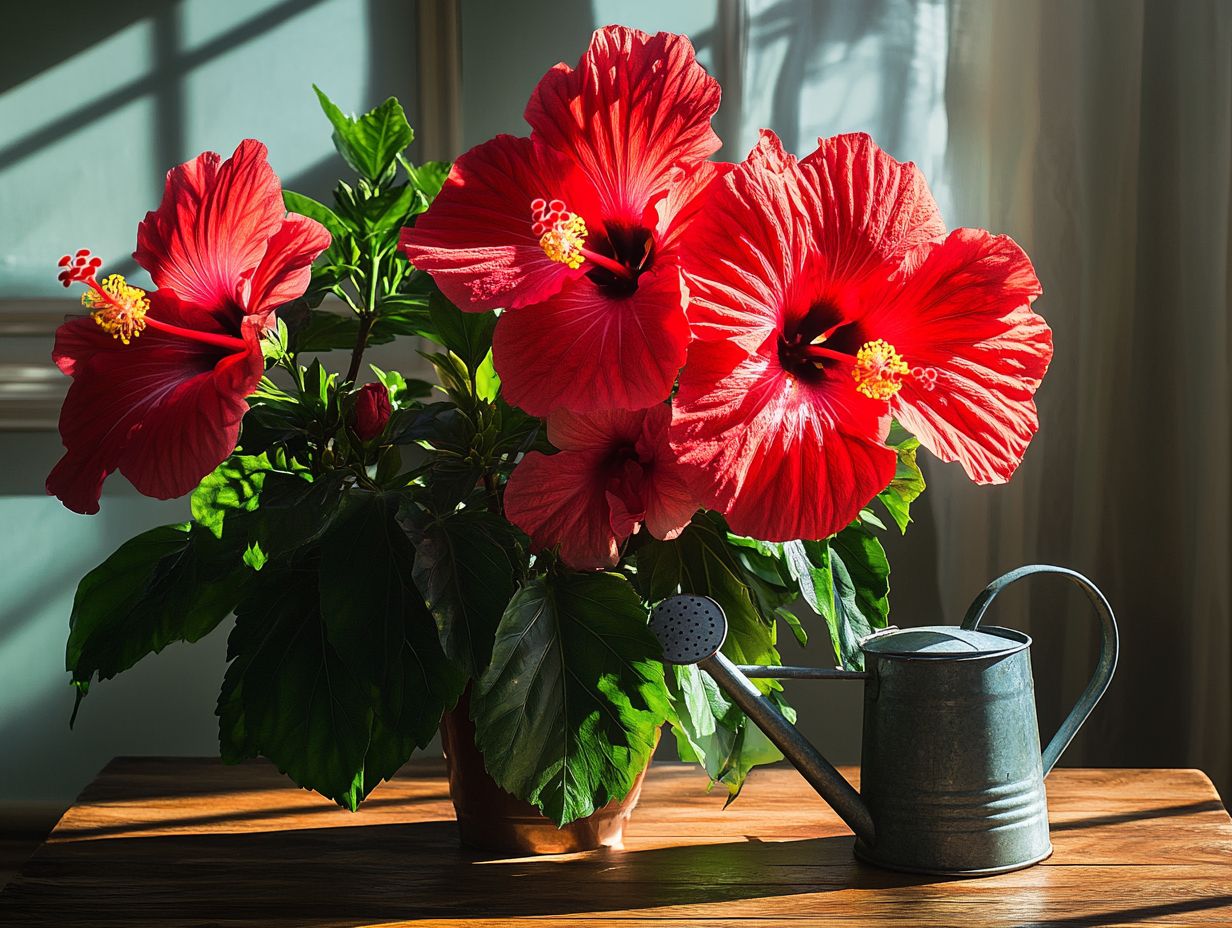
350;383;392;440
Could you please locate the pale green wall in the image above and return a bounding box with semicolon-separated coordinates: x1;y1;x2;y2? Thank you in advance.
0;0;421;802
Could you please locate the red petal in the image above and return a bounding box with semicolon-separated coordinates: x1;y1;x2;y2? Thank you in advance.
245;212;332;318
672;340;895;542
653;160;735;257
862;228;1051;484
526;25;721;222
503;449;622;569
636;404;698;540
135;140;285;315
679;132;822;350
547;406;646;451
800;132;945;280
681;130;946;352
46;296;261;514
400;134;593;312
492;266;690;416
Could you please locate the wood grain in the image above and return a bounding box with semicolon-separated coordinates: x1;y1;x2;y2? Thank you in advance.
1;758;1229;927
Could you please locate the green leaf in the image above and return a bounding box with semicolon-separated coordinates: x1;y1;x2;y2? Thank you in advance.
635;513;781;674
243;469;349;560
260;318;290;363
475;350;500;403
785;528;890;670
471;571;670;826
292;309;364;352
218;564;372;809
363;183;417;237
427;290;497;378
877;430;926;533
242;541;267;571
314;86;414;183
775;605;809;647
404;506;522;678
388;401;459;445
67;523;251;694
405;159;450;207
828;526;890;669
291;300;432;353
370;365;432;408
317;493;466;794
190;453;307;540
283;190;351;242
782;540;831;623
667;664;796;801
636;514;794;797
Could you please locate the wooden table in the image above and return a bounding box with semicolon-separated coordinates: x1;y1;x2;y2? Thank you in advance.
1;758;1229;927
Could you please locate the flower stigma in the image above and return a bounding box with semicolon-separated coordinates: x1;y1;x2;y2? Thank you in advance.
852;339;910;400
532;198;588;269
83;275;149;344
58;250;149;345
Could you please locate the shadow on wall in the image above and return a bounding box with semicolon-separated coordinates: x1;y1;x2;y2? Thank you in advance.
0;0;422;802
1;0;419;294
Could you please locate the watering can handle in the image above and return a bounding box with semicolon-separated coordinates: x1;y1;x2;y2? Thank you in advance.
961;564;1119;777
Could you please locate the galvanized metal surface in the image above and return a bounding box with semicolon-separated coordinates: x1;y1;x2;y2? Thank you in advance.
855;626;1051;874
962;564;1120;776
649;564;1120;877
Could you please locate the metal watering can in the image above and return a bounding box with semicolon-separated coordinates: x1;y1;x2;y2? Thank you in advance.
649;564;1119;876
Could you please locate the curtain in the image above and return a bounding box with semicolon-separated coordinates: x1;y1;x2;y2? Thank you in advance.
937;0;1231;795
738;0;1232;794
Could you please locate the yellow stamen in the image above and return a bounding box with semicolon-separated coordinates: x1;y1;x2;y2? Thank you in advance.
852;339;910;400
539;211;588;269
83;274;149;345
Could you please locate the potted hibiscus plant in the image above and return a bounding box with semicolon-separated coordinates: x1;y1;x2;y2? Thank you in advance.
51;26;1051;852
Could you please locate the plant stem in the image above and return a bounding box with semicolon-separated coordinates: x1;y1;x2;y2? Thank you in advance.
482;471;499;514
345;314;375;384
344;251;383;385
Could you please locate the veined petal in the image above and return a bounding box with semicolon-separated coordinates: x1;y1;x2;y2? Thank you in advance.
680;132;825;349
135;140;284;315
800;132;945;280
653;160;735;257
504;449;622;570
547;406;648;452
526;25;721;222
46;294;262;514
672;339;895;542
505;404;697;567
492;266;690;416
400;134;596;312
864;228;1052;484
636;404;698;540
245;212;332;319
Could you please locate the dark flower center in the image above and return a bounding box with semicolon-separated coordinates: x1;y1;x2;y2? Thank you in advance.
603;442;650;521
531;199;654;298
586;223;654;298
777;302;865;382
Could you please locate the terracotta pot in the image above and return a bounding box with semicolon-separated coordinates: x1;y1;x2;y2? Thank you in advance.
439;692;649;855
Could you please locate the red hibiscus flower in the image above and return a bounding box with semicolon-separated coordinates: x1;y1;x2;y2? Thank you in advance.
671;131;1052;542
400;25;723;416
47;140;330;514
504;405;697;569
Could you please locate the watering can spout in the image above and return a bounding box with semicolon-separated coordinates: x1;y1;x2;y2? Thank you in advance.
649;595;876;845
